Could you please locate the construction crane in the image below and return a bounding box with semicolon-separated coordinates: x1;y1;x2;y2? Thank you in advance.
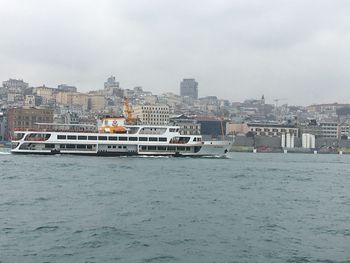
124;97;133;124
273;98;287;108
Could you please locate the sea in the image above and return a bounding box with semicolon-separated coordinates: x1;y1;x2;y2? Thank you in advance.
1;150;350;263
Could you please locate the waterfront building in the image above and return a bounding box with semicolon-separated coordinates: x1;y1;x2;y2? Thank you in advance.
169;115;201;135
339;122;350;139
196;117;226;138
180;79;198;99
247;122;299;137
133;104;169;125
7;107;54;136
300;121;339;139
227;122;299;137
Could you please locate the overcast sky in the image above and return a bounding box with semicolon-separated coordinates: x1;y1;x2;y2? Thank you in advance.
1;0;350;105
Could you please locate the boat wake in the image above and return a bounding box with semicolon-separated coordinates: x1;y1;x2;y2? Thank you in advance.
201;155;231;159
127;155;171;159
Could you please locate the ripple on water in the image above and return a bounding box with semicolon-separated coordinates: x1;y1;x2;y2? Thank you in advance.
33;225;59;232
1;153;350;262
286;256;312;263
142;255;179;263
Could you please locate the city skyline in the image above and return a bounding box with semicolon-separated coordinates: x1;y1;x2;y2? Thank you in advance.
2;76;350;107
1;0;350;105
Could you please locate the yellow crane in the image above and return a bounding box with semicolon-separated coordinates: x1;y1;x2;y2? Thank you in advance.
124;97;133;124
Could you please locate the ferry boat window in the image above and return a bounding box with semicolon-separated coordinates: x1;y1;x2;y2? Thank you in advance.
169;128;175;132
88;136;97;140
158;146;166;151
177;146;185;151
112;146;116;149
129;137;138;141
77;145;87;149
45;144;55;149
186;147;191;151
123;146;127;149
119;137;127;141
14;133;25;140
78;136;87;140
193;138;197;141
194;146;201;153
60;144;66;149
87;145;93;149
11;142;19;149
118;146;122;148
67;135;77;140
149;137;158;141
57;135;66;140
159;137;167;142
139;137;147;141
98;136;108;140
168;146;176;151
109;136;118;141
107;146;111;149
148;146;156;151
66;144;76;149
141;146;147;150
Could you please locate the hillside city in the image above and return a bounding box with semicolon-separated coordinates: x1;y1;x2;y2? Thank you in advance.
1;76;350;152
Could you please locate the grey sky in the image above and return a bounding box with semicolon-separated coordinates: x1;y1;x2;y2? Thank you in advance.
1;0;350;105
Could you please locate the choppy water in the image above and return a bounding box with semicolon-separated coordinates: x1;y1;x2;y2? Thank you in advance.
1;151;350;263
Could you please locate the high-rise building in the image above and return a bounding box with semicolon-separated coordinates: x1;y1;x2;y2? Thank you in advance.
180;79;198;99
104;76;119;89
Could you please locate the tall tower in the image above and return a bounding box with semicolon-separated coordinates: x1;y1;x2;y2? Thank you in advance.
180;79;198;99
104;76;119;89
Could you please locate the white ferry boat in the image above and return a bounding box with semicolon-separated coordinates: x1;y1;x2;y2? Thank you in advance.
11;118;232;157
